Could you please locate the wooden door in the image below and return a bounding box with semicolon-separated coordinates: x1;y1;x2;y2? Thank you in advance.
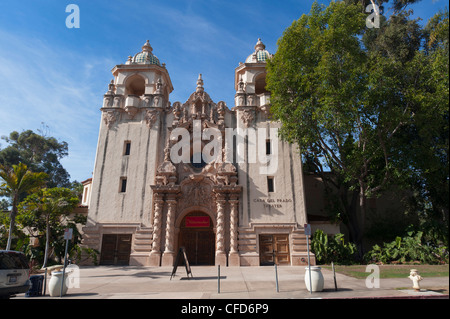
179;229;214;265
100;234;116;265
196;230;214;265
273;234;290;265
259;234;290;266
179;213;215;266
259;234;275;265
100;234;132;265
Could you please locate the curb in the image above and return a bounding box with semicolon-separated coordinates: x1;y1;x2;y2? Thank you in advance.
324;294;449;300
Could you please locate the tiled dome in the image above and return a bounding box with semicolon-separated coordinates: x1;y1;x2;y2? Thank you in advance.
131;40;161;66
245;38;272;63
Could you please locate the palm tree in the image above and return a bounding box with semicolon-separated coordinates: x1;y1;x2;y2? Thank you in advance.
0;163;48;250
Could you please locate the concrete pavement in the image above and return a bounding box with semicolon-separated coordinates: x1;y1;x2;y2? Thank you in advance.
13;265;449;300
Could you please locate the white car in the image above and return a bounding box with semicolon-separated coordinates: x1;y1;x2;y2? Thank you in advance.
0;251;31;299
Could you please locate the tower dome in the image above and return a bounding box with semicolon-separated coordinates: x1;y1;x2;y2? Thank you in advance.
131;40;161;66
245;38;272;63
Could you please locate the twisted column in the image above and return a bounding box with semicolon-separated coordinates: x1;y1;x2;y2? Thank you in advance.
164;198;177;253
215;194;226;254
151;194;164;254
229;198;239;254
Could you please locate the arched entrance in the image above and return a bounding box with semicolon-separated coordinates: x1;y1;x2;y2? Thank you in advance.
178;212;215;265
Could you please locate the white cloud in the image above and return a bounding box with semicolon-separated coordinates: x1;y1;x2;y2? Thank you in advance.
0;29;112;182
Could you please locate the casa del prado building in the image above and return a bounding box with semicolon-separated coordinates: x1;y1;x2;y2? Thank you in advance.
80;39;338;267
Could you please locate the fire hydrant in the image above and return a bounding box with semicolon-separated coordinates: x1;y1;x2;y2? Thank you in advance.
408;269;423;292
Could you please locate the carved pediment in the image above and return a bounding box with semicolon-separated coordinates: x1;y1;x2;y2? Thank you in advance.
169;74;229;128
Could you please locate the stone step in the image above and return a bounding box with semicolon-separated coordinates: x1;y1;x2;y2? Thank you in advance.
133;244;153;252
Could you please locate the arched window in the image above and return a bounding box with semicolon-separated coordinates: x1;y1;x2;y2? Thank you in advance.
125;74;145;96
255;73;269;95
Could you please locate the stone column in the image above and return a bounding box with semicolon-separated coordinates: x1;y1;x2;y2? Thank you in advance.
215;193;227;266
161;196;177;266
149;193;164;266
228;196;240;266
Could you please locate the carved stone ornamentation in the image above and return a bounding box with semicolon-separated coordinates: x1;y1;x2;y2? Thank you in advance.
240;110;254;127
215;193;226;254
124;106;139;118
217;101;226;124
155;77;163;95
151;194;165;254
229;197;239;254
153;96;161;108
172;102;182;122
145;109;158;128
164;198;177;254
237;95;245;107
103;96;113;108
143;95;153;107
260;104;270;115
113;95;123;108
103;111;117;128
247;94;255;106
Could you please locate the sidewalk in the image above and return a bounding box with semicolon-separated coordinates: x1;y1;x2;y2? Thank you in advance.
13;265;449;299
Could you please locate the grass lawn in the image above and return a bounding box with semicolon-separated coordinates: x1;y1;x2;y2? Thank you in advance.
321;264;449;279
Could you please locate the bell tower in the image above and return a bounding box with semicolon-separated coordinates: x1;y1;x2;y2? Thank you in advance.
103;40;173;117
85;40;175;266
234;38;272;116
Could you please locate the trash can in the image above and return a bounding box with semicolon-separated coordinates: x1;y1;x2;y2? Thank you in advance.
25;275;44;297
48;271;69;297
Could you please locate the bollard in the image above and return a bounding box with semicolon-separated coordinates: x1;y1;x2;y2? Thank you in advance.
332;262;338;291
218;265;220;294
275;264;279;293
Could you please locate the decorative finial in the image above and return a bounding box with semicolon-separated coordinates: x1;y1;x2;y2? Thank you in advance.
238;74;245;93
255;38;266;51
142;40;153;53
196;74;204;93
106;79;115;94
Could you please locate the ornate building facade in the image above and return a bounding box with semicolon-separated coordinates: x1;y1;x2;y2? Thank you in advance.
82;39;314;267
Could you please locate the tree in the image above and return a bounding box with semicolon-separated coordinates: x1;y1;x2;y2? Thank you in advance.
266;1;448;255
0;163;48;250
0;129;70;188
18;187;79;267
0;198;9;211
397;8;449;245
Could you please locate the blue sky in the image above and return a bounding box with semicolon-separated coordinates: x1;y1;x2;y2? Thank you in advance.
0;0;446;183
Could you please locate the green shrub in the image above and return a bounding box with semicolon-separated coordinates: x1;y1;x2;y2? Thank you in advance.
364;231;449;264
311;230;357;265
